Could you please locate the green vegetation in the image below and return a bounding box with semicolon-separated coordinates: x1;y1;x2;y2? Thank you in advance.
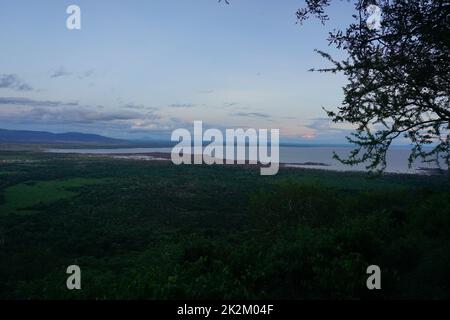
0;150;448;299
0;178;110;215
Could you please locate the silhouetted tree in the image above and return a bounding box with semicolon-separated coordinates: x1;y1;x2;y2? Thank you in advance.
222;0;450;173
299;0;450;173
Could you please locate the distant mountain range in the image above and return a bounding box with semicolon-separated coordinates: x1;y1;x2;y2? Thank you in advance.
0;128;357;147
0;128;126;144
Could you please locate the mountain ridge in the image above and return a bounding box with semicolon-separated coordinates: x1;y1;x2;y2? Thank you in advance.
0;128;126;144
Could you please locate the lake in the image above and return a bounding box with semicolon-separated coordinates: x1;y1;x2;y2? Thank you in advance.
47;146;445;174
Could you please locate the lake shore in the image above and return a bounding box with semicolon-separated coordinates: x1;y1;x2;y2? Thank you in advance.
49;151;446;176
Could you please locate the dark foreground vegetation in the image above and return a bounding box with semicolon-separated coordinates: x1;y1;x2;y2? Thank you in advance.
0;150;449;299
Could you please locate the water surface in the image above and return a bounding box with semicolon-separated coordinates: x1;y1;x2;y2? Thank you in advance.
48;146;444;174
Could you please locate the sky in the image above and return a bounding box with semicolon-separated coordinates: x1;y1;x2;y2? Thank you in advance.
0;0;358;143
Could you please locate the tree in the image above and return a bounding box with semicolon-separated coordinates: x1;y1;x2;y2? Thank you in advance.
299;0;450;173
222;0;450;173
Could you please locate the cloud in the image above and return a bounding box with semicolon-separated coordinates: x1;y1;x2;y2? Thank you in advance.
122;103;158;111
78;69;94;79
306;118;354;132
198;89;214;94
231;112;271;119
29;108;148;123
0;96;163;131
50;67;95;80
223;102;239;107
302;118;356;141
168;103;196;108
0;74;32;91
0;97;78;107
50;67;73;78
0;105;159;124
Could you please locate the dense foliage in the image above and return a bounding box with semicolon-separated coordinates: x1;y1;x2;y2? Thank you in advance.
0;151;448;299
297;0;450;173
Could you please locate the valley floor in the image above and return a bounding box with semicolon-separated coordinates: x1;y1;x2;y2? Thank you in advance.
0;150;449;299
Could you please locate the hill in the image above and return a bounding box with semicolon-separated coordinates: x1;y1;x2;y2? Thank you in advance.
0;128;126;144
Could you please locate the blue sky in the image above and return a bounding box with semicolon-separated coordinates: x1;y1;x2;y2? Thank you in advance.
0;0;357;142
